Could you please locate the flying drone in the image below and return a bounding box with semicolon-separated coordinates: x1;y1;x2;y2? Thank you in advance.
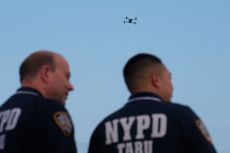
124;17;137;24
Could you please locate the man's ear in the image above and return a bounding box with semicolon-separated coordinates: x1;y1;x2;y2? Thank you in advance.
40;65;52;84
151;72;160;88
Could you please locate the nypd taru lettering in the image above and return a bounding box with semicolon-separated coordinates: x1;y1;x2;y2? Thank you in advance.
105;113;167;153
0;108;21;149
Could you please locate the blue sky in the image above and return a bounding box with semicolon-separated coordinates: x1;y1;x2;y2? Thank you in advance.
0;0;229;152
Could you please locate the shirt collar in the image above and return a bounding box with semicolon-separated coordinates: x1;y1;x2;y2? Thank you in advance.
128;92;163;103
15;87;43;97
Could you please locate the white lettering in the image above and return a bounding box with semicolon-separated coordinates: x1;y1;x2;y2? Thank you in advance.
117;143;125;153
0;108;22;133
0;110;11;133
105;113;168;145
151;114;167;138
120;116;135;141
134;141;143;153
105;119;119;145
116;140;153;153
0;134;5;150
144;140;153;153
126;142;134;153
5;108;21;130
136;115;150;139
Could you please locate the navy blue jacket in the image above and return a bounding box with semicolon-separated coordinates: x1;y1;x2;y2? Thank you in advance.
88;92;217;153
0;87;77;153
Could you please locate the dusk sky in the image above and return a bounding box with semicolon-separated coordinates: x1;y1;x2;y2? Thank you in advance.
0;1;229;152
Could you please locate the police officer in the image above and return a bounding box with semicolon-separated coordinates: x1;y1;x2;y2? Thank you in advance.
88;53;217;153
0;50;77;153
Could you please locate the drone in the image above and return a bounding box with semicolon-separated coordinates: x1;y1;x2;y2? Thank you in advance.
124;16;137;24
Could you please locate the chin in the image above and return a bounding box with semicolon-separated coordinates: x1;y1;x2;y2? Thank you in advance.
60;100;66;105
56;99;65;105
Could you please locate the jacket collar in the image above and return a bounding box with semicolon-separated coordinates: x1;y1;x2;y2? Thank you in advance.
15;87;43;97
128;92;163;103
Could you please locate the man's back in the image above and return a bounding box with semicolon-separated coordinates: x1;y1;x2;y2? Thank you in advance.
88;92;217;153
0;87;76;153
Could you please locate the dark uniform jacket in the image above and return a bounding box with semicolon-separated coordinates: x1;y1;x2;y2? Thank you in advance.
0;87;77;153
88;92;217;153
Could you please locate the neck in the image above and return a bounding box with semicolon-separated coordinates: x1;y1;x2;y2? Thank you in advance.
21;81;46;98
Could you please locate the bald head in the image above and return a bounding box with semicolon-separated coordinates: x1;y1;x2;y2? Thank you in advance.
19;50;74;104
19;50;59;83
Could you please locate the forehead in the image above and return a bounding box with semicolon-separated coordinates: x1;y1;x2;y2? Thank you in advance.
162;65;171;75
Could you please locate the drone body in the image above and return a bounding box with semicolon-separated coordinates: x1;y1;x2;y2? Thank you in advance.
124;17;137;24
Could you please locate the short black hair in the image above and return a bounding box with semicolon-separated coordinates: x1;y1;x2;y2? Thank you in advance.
19;51;56;82
123;53;163;92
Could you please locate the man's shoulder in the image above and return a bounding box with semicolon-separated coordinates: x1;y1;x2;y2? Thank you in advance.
165;102;193;113
42;98;67;112
165;102;198;122
0;92;43;110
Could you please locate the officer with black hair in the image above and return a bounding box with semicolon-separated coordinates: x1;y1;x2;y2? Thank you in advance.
88;53;217;153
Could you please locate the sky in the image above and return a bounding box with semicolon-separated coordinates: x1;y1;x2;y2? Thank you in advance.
0;0;230;152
